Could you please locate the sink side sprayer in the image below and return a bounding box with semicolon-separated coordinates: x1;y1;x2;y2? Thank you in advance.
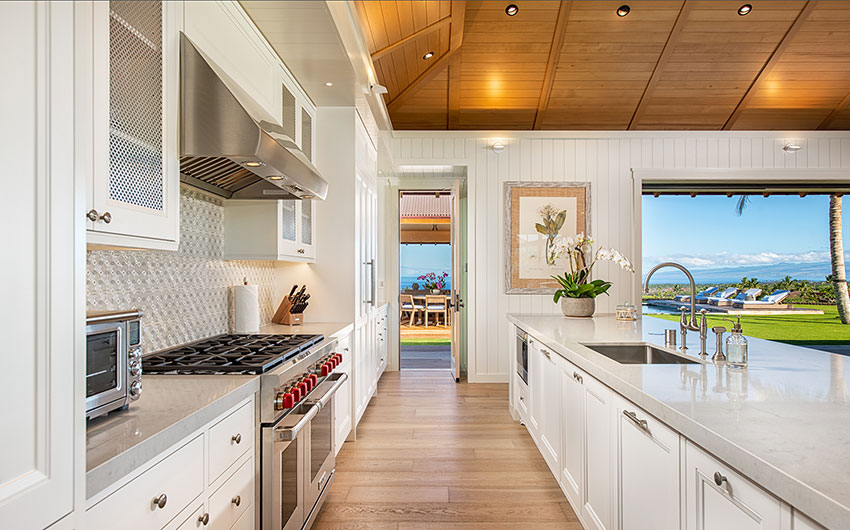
644;262;709;356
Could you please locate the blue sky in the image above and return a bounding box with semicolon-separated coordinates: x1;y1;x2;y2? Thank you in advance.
400;244;451;278
642;195;850;282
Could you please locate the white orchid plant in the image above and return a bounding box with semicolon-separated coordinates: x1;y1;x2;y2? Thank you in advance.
551;233;635;301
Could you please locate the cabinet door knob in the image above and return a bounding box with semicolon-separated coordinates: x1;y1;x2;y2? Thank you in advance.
198;512;210;525
714;472;728;487
152;493;167;509
100;211;112;223
232;433;242;444
86;209;99;222
231;495;241;506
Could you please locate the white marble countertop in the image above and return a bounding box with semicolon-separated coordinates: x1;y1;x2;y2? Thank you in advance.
507;313;850;530
85;320;354;499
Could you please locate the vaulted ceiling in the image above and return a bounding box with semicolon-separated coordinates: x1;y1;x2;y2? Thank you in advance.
353;0;850;130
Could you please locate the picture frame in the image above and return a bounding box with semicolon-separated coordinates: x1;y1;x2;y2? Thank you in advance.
504;181;590;294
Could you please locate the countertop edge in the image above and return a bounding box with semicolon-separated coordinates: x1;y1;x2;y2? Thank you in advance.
86;377;260;500
507;313;849;530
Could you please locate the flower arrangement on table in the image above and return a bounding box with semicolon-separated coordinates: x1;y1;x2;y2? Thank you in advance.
550;234;635;317
417;272;449;292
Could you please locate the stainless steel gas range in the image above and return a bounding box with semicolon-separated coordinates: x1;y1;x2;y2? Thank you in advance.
143;333;347;530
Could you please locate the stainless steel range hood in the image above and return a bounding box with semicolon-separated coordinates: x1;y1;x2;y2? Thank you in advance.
179;34;327;201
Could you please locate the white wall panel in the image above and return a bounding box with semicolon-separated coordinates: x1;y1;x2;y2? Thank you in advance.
389;131;850;382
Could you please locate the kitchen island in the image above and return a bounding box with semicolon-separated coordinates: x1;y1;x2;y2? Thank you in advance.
508;313;849;530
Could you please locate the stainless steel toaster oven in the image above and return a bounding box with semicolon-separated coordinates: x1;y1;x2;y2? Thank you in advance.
86;310;143;420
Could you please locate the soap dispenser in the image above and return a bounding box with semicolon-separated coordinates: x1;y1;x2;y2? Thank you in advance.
725;316;748;369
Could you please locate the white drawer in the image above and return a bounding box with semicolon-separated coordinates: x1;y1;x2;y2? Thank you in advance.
208;457;254;530
516;377;529;422
231;503;254;530
173;502;207;530
87;435;204;530
209;401;254;484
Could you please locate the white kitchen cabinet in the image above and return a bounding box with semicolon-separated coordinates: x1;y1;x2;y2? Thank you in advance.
0;3;80;528
223;199;317;262
560;359;585;510
613;393;680;530
334;333;353;454
537;343;563;476
793;511;826;530
685;441;781;530
583;371;615;530
526;338;543;439
84;0;182;250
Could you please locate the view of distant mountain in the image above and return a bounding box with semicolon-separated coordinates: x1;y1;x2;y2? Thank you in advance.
643;261;833;284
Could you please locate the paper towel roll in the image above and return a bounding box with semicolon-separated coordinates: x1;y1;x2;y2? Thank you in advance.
233;284;260;333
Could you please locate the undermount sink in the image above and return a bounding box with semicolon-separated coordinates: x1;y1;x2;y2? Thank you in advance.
581;343;700;365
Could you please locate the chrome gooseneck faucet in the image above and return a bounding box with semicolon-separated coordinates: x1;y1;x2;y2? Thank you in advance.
644;262;707;354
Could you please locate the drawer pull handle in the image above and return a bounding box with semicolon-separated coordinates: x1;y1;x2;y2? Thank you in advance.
232;433;242;444
714;472;728;487
572;371;583;384
198;512;210;526
152;493;167;509
232;495;242;507
86;209;99;222
542;349;551;359
623;410;649;432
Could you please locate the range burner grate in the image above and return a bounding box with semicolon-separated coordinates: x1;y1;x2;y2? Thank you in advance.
142;333;324;375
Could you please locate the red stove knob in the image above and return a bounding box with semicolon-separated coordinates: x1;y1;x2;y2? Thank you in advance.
308;373;318;386
334;353;342;365
329;355;338;368
321;363;330;376
290;386;302;401
282;392;295;409
302;377;313;392
297;381;308;395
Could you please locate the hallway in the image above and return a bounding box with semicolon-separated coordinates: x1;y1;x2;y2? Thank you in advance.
313;371;581;529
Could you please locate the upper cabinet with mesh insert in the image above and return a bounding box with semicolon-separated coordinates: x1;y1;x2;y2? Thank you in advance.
83;0;182;250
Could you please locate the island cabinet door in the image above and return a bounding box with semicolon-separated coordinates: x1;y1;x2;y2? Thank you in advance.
526;337;543;440
582;373;615;530
536;343;563;476
560;359;585;510
614;394;680;530
685;442;781;530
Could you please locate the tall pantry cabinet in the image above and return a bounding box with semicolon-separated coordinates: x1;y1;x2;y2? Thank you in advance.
0;2;84;528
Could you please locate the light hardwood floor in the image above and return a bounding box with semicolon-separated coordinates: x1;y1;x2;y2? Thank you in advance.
314;371;582;529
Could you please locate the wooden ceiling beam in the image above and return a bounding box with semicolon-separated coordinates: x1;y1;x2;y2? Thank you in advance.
387;46;460;113
447;0;465;129
533;1;572;130
370;16;452;61
722;1;816;130
627;1;690;130
818;91;850;130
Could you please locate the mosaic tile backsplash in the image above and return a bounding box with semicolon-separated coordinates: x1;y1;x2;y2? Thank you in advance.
87;187;278;354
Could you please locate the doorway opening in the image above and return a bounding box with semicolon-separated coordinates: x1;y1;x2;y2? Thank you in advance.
399;190;454;371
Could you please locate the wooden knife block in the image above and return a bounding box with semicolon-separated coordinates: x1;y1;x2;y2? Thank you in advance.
272;297;304;325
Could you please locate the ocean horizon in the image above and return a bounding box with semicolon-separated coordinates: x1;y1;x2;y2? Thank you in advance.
400;275;452;290
642;261;834;284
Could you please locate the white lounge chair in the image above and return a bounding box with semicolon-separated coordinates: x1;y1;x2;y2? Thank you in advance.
675;287;718;303
732;290;791;308
702;287;738;304
711;288;761;306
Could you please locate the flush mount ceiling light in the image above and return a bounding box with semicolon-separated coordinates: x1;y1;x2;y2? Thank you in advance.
737;4;752;15
505;4;518;16
422;51;435;60
243;161;265;168
268;175;284;180
617;5;630;16
492;142;505;154
783;143;803;153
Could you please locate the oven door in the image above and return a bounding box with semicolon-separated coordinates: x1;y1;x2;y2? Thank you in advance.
264;404;316;530
86;321;127;417
304;372;348;522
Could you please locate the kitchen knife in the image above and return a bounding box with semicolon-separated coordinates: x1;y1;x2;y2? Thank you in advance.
288;284;298;299
293;285;307;305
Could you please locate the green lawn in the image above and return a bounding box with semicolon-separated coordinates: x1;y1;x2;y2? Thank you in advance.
647;304;850;345
400;338;451;346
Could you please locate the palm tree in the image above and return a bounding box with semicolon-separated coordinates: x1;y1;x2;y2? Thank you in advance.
736;194;850;324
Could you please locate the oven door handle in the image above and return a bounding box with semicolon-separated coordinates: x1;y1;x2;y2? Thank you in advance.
309;372;348;409
275;404;319;441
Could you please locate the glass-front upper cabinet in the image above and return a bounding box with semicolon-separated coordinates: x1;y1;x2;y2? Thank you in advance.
222;199;316;263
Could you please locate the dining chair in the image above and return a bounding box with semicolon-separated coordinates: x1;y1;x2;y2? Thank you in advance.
400;294;424;326
424;295;447;327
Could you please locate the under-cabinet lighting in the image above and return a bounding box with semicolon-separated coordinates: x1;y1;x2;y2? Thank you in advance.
244;161;265;168
268;176;283;180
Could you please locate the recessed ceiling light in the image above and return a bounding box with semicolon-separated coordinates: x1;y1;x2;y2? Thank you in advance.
422;51;435;60
243;161;265;168
737;4;752;15
505;4;518;16
268;175;284;180
325;82;333;87
617;5;630;17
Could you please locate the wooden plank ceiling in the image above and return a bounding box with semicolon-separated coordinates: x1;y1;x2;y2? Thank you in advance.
354;0;850;130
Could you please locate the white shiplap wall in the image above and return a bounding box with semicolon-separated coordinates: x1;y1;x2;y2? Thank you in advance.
390;132;850;382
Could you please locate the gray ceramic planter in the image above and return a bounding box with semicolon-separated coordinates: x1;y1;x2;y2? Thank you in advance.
560;297;596;318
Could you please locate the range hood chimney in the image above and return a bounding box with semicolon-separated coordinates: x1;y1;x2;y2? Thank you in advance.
179;33;328;201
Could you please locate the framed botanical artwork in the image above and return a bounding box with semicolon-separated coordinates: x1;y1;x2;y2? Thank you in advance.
504;182;590;294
